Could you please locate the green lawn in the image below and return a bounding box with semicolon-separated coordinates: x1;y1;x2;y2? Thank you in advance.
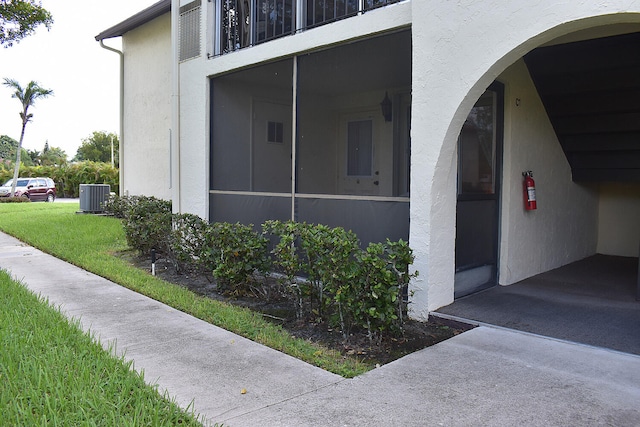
0;202;370;377
0;269;202;425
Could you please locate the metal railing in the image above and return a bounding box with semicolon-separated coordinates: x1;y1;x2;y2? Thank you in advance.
218;0;401;54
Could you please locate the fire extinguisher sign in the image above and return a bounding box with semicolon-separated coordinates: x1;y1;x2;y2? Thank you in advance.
523;171;537;211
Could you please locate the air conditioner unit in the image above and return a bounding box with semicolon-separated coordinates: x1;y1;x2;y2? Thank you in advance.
79;184;111;213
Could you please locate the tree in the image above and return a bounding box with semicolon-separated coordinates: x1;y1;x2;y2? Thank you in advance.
2;78;52;196
74;131;119;167
38;141;67;166
0;134;18;159
0;135;33;166
25;147;38;164
0;0;53;47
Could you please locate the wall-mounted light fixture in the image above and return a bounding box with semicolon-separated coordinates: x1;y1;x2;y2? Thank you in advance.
380;91;392;122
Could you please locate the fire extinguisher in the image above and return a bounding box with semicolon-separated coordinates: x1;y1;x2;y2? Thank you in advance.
523;171;537;210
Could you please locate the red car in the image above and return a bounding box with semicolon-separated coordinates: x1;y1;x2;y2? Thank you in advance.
0;177;56;202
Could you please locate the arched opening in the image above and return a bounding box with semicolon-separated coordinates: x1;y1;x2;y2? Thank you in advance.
436;22;640;354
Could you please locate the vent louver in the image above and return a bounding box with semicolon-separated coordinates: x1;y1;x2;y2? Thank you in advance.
179;0;201;62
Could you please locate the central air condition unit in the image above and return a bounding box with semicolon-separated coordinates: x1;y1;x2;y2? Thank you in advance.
79;184;111;213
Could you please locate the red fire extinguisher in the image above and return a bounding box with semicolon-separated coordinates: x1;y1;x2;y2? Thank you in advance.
523;171;537;210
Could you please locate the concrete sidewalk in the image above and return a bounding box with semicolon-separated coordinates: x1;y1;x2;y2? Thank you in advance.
1;231;639;426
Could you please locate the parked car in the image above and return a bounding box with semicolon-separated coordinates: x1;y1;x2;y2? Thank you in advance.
0;177;56;202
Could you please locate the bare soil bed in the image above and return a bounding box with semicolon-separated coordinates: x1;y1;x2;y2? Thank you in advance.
121;252;473;366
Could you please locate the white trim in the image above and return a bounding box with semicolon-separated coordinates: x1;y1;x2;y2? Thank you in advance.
209;189;409;203
210;190;290;198
172;0;181;213
297;193;409;202
249;97;255;191
213;0;221;56
291;57;298;221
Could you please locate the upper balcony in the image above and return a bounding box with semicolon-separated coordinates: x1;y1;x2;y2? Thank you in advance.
211;0;403;56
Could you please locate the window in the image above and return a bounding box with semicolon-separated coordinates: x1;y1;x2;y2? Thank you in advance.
458;91;497;195
267;121;284;144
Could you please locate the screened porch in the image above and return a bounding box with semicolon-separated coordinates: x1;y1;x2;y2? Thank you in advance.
210;30;411;245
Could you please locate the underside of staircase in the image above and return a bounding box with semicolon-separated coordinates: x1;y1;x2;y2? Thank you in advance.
524;31;640;183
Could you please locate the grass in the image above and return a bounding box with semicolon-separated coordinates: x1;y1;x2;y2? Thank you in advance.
0;202;371;377
0;269;202;426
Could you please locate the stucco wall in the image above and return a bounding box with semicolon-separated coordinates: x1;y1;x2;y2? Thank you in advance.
122;14;172;200
498;60;599;285
597;183;640;257
176;59;209;217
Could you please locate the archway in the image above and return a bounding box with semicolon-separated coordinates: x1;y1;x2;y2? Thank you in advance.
409;6;640;318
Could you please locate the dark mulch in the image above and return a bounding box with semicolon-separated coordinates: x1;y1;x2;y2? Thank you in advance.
120;252;474;366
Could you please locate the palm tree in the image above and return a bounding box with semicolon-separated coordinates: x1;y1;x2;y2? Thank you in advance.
2;78;53;197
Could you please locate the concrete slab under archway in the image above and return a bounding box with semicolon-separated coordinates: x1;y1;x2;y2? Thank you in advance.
435;254;640;355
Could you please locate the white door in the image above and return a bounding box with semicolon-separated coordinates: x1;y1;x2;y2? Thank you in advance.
338;110;380;196
455;83;503;298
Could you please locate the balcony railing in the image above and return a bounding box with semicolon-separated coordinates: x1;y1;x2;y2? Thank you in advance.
218;0;401;55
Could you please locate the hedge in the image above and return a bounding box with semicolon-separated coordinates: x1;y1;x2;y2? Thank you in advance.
106;195;417;343
0;162;119;198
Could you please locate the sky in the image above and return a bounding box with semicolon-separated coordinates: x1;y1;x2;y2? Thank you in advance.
0;0;159;159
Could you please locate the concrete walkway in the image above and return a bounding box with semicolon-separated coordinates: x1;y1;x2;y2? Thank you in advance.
1;231;639;426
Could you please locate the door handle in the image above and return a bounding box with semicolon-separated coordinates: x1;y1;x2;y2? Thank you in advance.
374;181;379;186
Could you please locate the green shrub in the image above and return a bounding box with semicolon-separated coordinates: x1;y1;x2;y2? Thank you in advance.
170;213;211;275
385;238;417;325
208;222;270;294
122;196;172;256
0;196;31;203
348;240;417;342
113;197;418;339
263;220;309;318
103;194;133;219
351;243;401;341
261;221;418;338
299;224;360;331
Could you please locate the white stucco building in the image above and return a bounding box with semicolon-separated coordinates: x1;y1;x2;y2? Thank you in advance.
96;0;640;318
